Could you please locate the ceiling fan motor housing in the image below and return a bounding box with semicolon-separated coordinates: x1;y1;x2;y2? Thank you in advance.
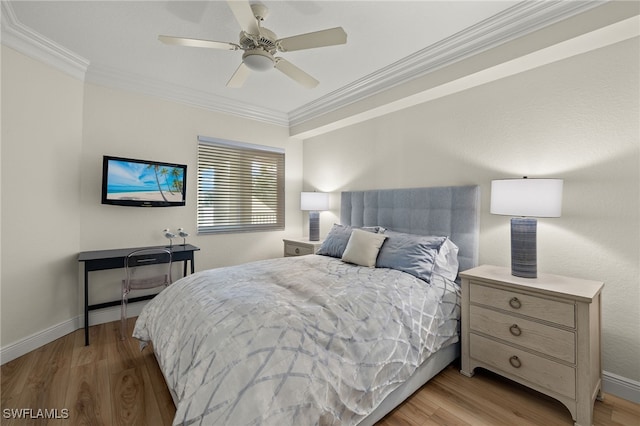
239;27;277;52
239;26;277;71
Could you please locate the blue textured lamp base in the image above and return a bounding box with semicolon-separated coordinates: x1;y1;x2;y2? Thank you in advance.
309;211;320;241
511;218;537;278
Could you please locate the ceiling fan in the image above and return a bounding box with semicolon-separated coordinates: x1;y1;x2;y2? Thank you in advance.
159;1;347;89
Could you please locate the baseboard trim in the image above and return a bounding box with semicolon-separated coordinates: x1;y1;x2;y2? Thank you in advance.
603;371;640;404
0;302;148;365
2;315;639;405
0;316;79;365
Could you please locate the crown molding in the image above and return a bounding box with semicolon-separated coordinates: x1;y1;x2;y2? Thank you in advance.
85;64;290;127
288;0;606;127
1;0;607;129
0;0;287;127
1;1;89;81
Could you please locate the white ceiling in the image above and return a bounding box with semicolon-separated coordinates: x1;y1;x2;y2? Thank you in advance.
3;1;608;127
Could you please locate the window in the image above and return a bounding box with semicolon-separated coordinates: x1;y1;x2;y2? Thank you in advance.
197;136;285;234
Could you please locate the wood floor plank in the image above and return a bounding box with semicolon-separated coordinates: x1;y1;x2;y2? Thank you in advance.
611;402;640;426
609;393;640;416
139;344;176;424
1;348;37;407
396;398;439;425
1;319;639;426
417;378;513;426
110;367;147;425
430;367;569;426
111;366;163;424
12;331;75;422
71;323;108;369
42;332;75;411
423;407;469;426
137;365;167;426
379;409;422;426
65;358;111;426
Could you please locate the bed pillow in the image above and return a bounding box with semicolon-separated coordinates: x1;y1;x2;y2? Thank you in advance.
376;230;447;283
316;224;385;258
362;225;386;234
316;224;353;258
432;238;460;281
341;229;388;267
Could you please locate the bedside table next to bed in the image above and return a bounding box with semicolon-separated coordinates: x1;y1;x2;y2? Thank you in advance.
283;239;323;257
459;265;604;426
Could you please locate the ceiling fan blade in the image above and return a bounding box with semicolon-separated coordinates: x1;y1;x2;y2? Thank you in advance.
277;27;347;52
158;35;239;50
274;58;318;88
226;0;259;34
226;62;251;88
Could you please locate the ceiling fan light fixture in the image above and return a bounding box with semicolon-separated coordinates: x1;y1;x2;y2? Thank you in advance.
242;49;274;71
160;2;348;87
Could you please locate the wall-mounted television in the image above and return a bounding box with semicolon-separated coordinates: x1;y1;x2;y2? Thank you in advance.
101;155;187;207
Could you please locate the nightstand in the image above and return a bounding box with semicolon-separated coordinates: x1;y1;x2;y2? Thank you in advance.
283;239;323;257
460;265;604;426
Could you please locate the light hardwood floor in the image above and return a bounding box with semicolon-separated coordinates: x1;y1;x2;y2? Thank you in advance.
2;319;639;425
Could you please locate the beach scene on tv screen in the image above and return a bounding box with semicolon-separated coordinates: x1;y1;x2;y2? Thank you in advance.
106;160;184;202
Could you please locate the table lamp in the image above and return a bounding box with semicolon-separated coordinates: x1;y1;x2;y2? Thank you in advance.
490;177;563;278
301;192;330;241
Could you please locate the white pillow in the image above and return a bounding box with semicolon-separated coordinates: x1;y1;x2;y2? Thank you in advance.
341;229;388;267
433;238;460;281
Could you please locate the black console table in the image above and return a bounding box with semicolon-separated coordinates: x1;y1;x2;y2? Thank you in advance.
78;244;200;345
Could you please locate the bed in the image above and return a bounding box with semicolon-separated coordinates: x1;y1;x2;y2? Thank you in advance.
133;185;480;425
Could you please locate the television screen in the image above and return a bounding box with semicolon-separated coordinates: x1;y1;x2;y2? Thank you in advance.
101;156;187;207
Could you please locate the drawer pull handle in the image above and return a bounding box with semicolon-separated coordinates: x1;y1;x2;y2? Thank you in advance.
509;356;522;369
509;324;522;336
509;297;522;309
295;248;300;254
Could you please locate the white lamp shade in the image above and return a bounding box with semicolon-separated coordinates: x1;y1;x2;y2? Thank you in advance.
300;192;330;211
491;178;563;217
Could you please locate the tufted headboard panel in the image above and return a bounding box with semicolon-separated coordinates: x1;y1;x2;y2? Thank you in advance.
340;185;480;274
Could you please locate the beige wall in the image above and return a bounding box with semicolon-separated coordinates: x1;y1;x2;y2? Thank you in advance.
79;83;303;306
1;47;84;345
303;38;640;382
1;46;303;349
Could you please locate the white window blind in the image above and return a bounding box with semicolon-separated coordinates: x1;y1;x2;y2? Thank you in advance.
197;136;285;234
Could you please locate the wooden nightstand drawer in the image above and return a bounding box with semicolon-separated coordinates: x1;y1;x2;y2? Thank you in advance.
470;283;575;328
470;334;576;399
285;243;314;256
470;305;575;363
283;239;323;257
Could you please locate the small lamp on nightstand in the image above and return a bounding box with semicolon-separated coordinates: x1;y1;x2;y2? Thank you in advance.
300;192;330;241
491;177;563;278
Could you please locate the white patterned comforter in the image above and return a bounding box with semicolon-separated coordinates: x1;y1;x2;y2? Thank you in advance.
133;254;460;426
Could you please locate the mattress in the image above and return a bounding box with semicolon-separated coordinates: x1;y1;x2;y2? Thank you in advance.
134;254;460;425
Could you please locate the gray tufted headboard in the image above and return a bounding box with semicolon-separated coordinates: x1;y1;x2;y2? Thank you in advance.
340;185;480;274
